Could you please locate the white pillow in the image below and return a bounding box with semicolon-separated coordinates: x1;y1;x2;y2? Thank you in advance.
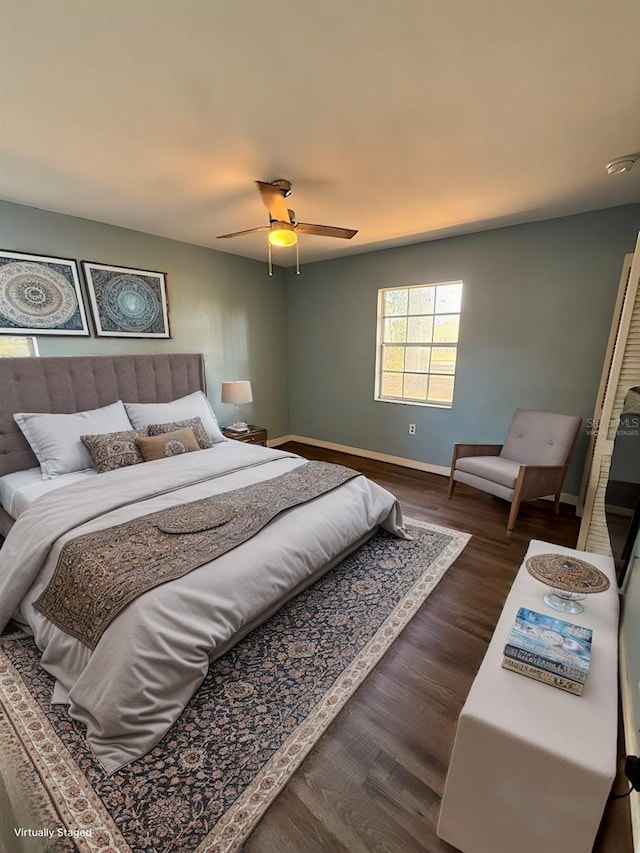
14;401;133;479
124;391;225;444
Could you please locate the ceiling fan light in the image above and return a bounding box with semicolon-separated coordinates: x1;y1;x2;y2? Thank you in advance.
268;221;297;247
605;152;640;175
606;160;633;175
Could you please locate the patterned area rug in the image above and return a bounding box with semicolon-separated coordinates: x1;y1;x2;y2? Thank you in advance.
0;520;469;853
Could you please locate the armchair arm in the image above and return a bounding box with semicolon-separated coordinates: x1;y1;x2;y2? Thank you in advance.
451;443;503;468
515;465;568;502
448;442;504;501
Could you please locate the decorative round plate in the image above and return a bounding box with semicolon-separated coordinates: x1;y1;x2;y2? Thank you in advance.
0;261;77;328
526;553;610;594
157;504;234;535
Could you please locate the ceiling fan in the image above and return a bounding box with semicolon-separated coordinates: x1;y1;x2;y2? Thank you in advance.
216;179;358;249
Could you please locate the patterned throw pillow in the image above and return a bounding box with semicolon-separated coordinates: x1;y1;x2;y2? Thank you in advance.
147;417;213;450
135;427;200;462
81;428;150;474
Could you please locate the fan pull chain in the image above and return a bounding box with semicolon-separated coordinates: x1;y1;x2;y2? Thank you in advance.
296;241;300;275
268;242;273;276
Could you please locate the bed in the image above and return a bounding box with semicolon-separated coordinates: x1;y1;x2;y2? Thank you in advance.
0;353;404;773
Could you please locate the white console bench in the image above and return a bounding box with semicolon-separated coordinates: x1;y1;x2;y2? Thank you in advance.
437;540;619;853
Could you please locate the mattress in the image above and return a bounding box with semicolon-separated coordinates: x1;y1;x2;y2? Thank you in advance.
0;467;98;520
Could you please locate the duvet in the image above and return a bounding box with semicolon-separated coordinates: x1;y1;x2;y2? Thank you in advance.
0;442;405;772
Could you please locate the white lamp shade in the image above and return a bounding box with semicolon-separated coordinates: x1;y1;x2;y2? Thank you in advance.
221;380;253;405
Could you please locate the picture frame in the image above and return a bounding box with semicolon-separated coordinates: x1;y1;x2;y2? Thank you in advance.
82;261;170;338
0;249;90;336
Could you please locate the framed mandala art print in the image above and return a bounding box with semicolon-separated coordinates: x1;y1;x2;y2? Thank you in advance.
0;250;90;336
82;261;170;338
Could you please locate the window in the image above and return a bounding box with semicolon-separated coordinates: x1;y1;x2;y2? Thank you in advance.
0;336;39;357
375;281;463;407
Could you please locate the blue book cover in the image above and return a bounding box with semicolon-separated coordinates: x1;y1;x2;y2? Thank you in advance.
503;607;592;683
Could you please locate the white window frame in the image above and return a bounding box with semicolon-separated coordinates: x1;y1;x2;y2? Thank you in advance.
374;280;463;408
0;335;40;357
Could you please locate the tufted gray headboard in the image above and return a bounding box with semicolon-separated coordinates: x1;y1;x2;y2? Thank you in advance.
0;353;207;536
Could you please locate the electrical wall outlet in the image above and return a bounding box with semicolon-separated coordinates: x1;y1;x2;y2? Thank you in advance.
408;423;416;435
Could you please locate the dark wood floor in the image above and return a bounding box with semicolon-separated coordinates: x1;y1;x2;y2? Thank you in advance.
245;442;633;853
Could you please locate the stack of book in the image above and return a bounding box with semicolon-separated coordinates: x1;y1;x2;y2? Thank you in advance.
502;607;592;695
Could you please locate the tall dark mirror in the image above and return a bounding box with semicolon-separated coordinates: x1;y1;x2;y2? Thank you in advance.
605;386;640;587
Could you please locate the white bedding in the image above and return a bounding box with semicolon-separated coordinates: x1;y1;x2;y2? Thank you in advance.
0;442;405;773
0;467;98;519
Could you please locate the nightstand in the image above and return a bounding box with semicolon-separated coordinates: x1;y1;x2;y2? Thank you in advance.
222;425;268;446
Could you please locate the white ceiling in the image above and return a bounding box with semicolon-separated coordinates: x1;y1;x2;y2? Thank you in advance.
1;0;639;266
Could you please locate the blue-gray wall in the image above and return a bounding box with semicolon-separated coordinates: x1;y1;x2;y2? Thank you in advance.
0;201;289;436
285;204;640;493
3;199;640;494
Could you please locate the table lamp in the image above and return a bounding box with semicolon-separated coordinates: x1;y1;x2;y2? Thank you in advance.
221;380;253;431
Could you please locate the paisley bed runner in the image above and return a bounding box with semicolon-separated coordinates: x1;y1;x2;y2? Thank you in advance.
34;461;359;649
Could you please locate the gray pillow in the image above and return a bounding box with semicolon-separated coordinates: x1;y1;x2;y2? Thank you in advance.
124;391;225;443
81;428;149;474
14;400;133;479
147;417;213;450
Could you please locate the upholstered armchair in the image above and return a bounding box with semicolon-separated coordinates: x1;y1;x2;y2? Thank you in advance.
448;410;582;532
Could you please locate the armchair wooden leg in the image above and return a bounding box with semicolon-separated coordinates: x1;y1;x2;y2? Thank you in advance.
508;472;527;533
448;475;456;499
507;497;522;532
554;492;561;515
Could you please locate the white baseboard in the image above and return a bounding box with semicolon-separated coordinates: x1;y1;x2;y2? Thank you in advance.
268;434;295;448
542;491;578;506
270;434;458;477
269;433;578;505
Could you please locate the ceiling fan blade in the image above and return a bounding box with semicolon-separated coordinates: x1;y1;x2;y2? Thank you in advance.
216;225;269;239
296;222;358;240
256;181;292;223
